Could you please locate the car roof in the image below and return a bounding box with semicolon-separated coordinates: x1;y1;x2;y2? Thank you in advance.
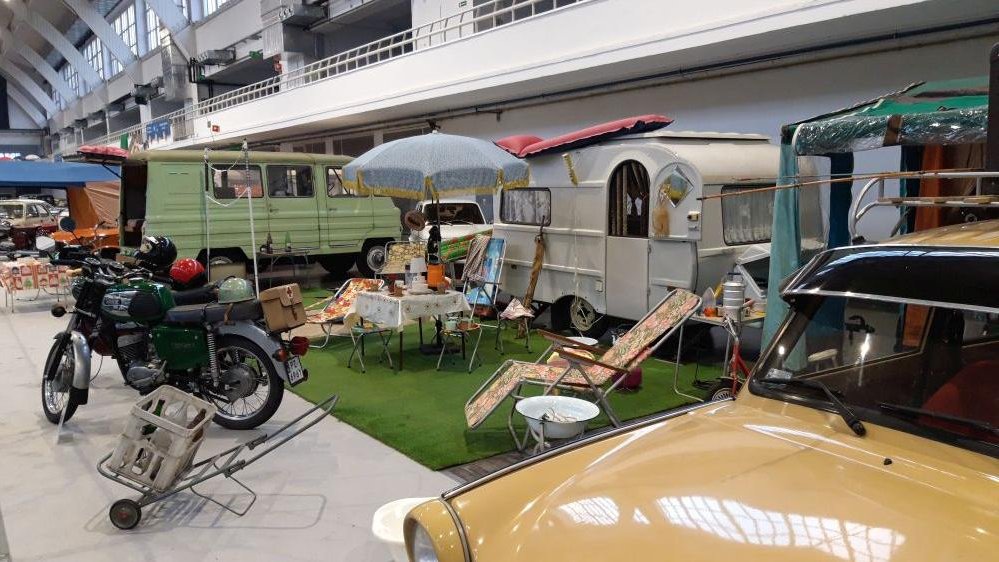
879;219;999;248
0;199;43;204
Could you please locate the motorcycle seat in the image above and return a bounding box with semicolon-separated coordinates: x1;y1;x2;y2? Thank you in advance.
165;300;262;325
172;284;217;306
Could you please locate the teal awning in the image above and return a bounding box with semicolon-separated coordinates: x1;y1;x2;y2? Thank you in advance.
782;77;988;155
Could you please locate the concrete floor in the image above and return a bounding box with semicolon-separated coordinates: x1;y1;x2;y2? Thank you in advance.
0;298;456;562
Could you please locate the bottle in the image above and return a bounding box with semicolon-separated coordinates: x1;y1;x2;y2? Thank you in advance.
404;263;414;288
283;231;292;252
702;287;717;317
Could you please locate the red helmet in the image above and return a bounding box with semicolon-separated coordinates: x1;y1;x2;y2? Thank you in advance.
169;258;205;286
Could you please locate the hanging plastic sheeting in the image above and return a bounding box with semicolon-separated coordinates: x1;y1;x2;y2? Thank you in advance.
789;77;989;156
762;143;802;347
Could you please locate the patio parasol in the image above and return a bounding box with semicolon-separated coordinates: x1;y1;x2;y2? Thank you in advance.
343;131;529;352
341;131;530;200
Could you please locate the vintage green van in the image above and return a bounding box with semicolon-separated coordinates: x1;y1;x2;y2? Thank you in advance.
118;150;400;276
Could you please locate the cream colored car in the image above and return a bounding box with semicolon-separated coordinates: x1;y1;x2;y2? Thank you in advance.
0;199;59;233
404;220;999;561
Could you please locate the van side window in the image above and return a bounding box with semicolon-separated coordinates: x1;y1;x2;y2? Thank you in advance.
212;166;263;199
608;160;649;238
720;184;774;245
267;165;314;198
500;188;551;226
326;167;354;197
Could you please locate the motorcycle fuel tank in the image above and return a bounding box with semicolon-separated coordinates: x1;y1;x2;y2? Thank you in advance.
101;281;175;324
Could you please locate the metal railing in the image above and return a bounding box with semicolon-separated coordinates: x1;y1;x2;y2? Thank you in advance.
60;0;586;155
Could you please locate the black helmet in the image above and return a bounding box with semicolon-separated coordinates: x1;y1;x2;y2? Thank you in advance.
135;236;177;270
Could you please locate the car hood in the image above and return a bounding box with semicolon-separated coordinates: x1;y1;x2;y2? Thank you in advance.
448;395;998;561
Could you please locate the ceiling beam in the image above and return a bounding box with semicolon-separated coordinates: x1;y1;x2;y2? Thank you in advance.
0;59;55;115
5;0;103;90
0;29;77;101
60;0;138;71
6;84;47;128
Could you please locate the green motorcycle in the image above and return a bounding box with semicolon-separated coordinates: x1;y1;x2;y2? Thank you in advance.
43;251;309;430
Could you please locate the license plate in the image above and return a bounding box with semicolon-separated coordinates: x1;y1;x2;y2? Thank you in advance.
286;356;306;385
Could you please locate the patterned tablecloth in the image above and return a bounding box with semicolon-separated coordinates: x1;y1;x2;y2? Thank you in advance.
354;290;470;329
0;260;71;293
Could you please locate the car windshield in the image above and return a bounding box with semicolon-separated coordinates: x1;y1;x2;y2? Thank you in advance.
0;204;24;219
423;203;484;224
753;295;999;456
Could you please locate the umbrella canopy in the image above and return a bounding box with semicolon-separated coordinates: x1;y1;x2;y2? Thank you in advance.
342;132;529;199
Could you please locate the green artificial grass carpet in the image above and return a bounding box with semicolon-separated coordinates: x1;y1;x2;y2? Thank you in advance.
293;290;718;470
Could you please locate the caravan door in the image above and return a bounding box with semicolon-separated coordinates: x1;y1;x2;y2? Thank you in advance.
648;163;701;299
604;161;651;320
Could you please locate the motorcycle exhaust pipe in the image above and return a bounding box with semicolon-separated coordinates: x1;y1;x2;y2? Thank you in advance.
69;331;91;405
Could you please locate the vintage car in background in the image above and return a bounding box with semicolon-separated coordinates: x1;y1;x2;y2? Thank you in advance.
0;198;60;249
404;219;998;561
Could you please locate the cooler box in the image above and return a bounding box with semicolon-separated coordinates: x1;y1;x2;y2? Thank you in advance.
260;283;306;333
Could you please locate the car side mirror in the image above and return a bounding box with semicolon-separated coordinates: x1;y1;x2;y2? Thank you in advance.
35;236;56;253
58;216;76;232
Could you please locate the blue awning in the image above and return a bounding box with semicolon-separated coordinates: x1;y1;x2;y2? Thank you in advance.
0;160;119;188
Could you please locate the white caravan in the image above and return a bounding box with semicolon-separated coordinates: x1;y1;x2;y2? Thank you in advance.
492;130;823;336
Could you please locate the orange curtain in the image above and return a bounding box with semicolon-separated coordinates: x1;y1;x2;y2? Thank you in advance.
84;181;120;225
66;188;99;228
914;144;985;230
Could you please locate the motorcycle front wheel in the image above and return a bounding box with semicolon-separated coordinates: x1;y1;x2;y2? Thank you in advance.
202;336;284;430
41;337;79;424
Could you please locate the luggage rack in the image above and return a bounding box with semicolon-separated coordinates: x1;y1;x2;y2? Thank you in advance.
848;171;999;240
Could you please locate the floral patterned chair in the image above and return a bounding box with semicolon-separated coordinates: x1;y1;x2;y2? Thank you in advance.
305;278;384;348
464;289;700;448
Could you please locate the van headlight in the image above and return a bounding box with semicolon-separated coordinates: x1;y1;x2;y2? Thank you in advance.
404;499;467;562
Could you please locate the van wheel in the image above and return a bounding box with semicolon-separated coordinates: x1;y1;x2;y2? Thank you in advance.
317;254;356;277
356;240;387;277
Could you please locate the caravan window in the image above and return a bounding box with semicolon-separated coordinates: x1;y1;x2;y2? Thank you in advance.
721;184;774;245
501;188;551;226
212;166;263;199
266;165;314;198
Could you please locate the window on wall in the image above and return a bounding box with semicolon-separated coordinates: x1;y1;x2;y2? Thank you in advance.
203;0;233;17
61;65;79;97
84;38;105;81
146;6;161;49
110;4;138;75
266;165;315;198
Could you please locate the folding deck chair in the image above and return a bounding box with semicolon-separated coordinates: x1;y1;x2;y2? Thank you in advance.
464;289;700;448
459;236;507;354
305;278;384;348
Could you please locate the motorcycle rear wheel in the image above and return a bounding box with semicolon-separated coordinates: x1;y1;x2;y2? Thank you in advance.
42;337;79;424
203;336;284;430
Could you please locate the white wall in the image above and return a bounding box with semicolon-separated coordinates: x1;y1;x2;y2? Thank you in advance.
411;0;464;27
6;96;40;129
439;34;996;242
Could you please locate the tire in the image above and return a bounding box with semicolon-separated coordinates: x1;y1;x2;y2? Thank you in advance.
204;336;284;430
109;499;142;530
356;240;388;278
41;336;79;424
316;254;356;277
706;378;740;401
552;296;607;339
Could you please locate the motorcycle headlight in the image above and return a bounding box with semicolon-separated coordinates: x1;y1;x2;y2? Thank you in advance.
404;499;467;562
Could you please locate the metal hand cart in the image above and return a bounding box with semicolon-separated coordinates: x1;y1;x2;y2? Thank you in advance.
97;393;339;530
